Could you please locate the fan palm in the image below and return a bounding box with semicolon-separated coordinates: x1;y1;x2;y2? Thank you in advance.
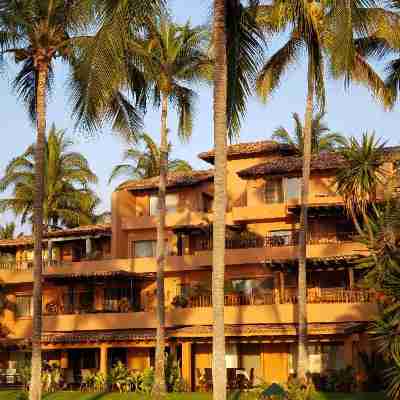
0;1;161;396
0;125;99;229
211;1;264;399
109;133;192;184
256;0;390;378
272;112;345;154
335;132;386;235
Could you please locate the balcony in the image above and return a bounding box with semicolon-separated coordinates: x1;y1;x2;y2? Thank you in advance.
8;287;377;339
0;232;368;282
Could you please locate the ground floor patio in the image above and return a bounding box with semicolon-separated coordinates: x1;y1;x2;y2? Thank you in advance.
0;322;372;392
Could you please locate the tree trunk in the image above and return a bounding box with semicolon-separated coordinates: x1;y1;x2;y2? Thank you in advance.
297;59;314;381
29;66;47;400
212;1;228;399
152;92;168;399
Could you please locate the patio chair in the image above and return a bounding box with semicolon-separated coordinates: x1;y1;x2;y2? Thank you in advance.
227;368;237;390
204;368;213;391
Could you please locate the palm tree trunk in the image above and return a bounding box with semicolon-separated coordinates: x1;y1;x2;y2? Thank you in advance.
212;1;228;399
153;92;167;399
297;59;314;381
29;65;47;400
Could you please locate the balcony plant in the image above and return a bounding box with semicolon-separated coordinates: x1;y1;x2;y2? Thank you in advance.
118;297;131;313
171;295;189;308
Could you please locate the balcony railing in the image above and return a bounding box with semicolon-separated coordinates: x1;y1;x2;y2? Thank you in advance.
184;288;373;308
194;231;355;251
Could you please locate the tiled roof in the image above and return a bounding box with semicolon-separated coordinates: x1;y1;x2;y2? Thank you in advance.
238;146;400;179
118;169;214;191
198;140;296;163
238;152;348;178
0;224;111;248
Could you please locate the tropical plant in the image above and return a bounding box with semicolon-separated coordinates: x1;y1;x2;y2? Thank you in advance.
107;361;132;393
272;112;345;154
124;18;209;397
0;223;15;240
256;0;390;378
211;2;264;399
335;132;387;235
0;1;94;397
139;367;155;394
0;125;99;229
109;133;192;184
355;200;400;399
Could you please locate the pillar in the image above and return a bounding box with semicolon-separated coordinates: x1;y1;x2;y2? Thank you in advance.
47;240;53;264
344;336;354;367
60;351;69;369
100;344;108;376
348;267;355;289
86;238;92;257
279;271;285;303
181;342;192;391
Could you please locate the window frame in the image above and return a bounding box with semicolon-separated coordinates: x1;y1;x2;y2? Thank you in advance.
264;178;284;204
149;193;179;216
15;294;33;318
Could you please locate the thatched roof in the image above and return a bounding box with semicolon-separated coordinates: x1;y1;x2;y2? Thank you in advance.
118;170;214;192
198;140;296;164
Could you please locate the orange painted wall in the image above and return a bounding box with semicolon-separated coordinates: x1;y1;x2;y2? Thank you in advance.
127;348;150;370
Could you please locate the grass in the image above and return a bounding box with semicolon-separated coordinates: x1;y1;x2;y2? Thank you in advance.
0;390;386;400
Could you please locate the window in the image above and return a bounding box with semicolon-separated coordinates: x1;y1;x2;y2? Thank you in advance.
133;240;157;258
149;194;178;216
16;295;32;317
104;288;132;312
202;193;214;213
285;177;301;201
231;278;274;294
268;230;296;246
265;179;283;203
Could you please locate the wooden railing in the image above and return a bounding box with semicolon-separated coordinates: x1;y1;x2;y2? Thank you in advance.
0;261;33;271
194;231;355;252
186;288;373;308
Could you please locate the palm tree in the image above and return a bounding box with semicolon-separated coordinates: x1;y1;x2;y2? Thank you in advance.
211;2;264;399
109;133;192;184
126;18;208;397
0;125;99;229
0;1;157;396
0;223;16;240
0;3;95;397
355;200;400;399
272;112;345;154
335;132;386;236
256;0;390;379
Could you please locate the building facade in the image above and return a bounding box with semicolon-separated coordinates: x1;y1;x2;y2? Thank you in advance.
0;140;392;390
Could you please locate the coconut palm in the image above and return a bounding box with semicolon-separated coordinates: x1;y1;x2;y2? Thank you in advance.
125;18;208;397
211;2;264;399
256;0;390;379
272;112;345;154
0;1;161;396
0;223;16;240
0;125;99;229
109;133;192;184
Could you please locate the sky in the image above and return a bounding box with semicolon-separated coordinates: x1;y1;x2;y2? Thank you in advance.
0;0;399;233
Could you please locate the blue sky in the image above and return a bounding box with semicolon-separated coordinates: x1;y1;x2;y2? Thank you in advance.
0;0;399;233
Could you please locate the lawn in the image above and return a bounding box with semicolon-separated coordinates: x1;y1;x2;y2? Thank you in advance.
0;390;386;400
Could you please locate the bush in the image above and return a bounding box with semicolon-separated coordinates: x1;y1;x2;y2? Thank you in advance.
165;352;186;392
326;366;355;392
139;367;155;394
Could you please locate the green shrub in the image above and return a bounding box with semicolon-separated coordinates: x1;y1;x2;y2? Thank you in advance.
139;367;155;394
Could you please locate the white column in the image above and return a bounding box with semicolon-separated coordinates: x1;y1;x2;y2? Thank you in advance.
86;237;92;256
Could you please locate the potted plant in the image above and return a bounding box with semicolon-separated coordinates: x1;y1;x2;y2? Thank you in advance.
171;294;188;308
